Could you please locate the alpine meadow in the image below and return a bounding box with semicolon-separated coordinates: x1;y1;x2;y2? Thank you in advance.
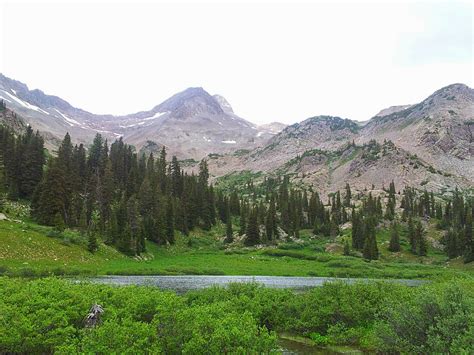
0;1;473;354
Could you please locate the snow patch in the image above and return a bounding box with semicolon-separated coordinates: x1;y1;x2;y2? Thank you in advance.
54;109;80;126
142;111;168;121
203;136;212;142
222;140;236;144
96;129;122;138
2;90;50;115
256;131;264;137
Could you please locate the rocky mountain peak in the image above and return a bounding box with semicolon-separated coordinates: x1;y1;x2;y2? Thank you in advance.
156;87;224;119
419;83;474;109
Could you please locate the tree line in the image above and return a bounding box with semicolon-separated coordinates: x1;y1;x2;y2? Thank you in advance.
26;132;217;255
0;124;472;262
224;175;473;263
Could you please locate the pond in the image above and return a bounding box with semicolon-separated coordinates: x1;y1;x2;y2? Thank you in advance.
89;275;426;293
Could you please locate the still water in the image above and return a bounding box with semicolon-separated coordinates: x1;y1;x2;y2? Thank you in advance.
90;275;425;293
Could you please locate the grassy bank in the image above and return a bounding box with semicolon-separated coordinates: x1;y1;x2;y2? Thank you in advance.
1;277;472;353
1;218;473;279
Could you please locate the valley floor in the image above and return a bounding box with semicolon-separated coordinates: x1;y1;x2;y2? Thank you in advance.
1;217;472;280
1;216;473;354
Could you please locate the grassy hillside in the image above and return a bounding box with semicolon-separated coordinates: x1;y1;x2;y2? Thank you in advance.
0;219;124;275
1;213;472;279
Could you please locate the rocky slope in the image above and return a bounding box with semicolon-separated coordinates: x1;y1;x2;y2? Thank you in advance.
206;84;473;194
359;83;473;180
0;104;27;133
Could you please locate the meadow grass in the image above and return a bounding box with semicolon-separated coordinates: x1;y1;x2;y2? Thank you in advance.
0;219;472;280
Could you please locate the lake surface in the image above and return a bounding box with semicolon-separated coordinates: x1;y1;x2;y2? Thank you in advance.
90;275;426;293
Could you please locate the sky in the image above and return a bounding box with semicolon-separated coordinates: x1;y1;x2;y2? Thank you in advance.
0;0;472;124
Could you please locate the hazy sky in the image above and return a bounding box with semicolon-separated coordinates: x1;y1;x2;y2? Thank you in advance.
0;0;472;124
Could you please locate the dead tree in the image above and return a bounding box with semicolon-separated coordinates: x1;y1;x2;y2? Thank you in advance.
84;304;104;328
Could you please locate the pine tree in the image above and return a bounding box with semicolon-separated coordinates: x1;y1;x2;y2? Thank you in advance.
463;211;473;263
351;209;364;250
363;218;378;260
165;198;175;244
388;221;401;252
414;220;424;255
87;211;99;253
245;208;260;246
344;183;351;207
225;202;233;244
408;217;417;254
343;238;350;256
418;233;428;256
446;229;458;259
239;203;247;235
265;195;277;242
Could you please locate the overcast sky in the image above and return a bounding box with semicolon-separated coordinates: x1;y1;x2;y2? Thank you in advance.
0;0;472;124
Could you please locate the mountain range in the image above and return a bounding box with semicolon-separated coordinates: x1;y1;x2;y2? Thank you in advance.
0;74;282;158
0;73;472;193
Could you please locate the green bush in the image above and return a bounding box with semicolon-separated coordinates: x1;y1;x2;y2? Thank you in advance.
376;281;474;353
0;277;472;353
309;332;329;345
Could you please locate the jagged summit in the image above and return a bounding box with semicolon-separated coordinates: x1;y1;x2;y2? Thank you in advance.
0;74;281;157
156;87;224;118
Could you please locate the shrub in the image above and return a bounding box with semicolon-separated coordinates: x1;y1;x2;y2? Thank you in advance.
375;281;474;353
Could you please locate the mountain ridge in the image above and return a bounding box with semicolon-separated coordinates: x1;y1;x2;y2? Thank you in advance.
0;74;285;157
0;73;472;193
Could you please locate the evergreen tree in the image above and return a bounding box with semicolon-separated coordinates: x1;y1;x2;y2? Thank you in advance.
165;198;175;244
343;238;350;256
87;211;99;253
344;183;351;207
407;217;417;254
388;221;401;252
225;201;233;244
265;195;278;242
362;218;378;260
414;220;424;255
351;209;364;250
245;208;260;246
446;229;458;259
463;211;473;263
239;202;247;235
418;233;428;256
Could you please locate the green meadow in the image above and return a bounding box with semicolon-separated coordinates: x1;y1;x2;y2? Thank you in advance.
1;217;472;280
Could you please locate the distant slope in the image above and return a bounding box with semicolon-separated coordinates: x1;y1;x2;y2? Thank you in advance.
206;84;473;194
360;83;474;180
0;74;285;158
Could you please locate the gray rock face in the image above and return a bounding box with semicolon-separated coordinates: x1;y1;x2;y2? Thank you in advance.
213;94;234;113
360;83;474;180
